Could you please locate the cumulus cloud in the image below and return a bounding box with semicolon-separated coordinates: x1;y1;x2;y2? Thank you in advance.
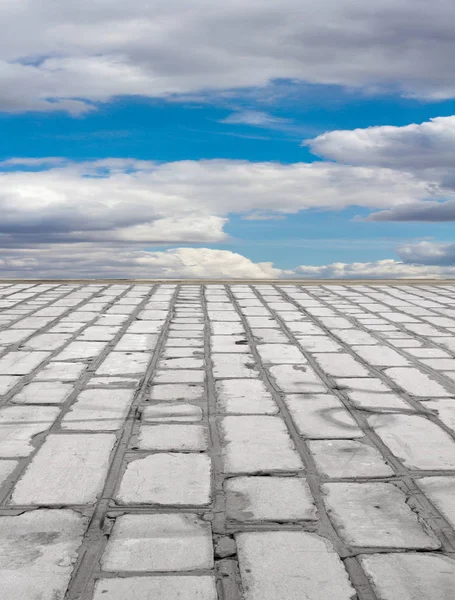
305;115;455;221
2;0;455;113
0;157;443;246
0;245;453;279
294;259;455;279
306;116;455;170
0;156;453;279
397;241;455;266
366;199;455;222
0;246;282;279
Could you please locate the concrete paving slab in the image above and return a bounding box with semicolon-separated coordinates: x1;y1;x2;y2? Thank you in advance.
116;453;212;505
101;513;213;571
225;476;316;521
0;509;87;600
0;282;455;600
92;576;217;600
236;531;355;600
359;553;455;600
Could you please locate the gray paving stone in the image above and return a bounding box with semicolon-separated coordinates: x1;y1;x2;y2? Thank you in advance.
49;322;85;334
97;351;150;375
166;337;203;347
92;576;217;600
0;459;17;488
61;388;134;430
149;383;205;401
407;347;451;358
137;424;209;450
416;476;455;529
137;309;169;320
11;317;54;329
323;482;440;548
35;361;86;381
127;320;164;333
309;440;393;478
216;379;277;414
250;328;289;343
270;364;326;394
0;406;60;457
23;333;72;351
153;369;205;383
170;324;205;333
352;345;410;367
294;335;343;352
226;476;316;521
60;311;98;323
116;453;211;505
211;335;250;353
12;381;73;405
0;375;20;394
158;357;205;369
369;414;455;470
208;311;241;322
312;353;370;377
87;376;139;387
210;322;245;335
77;326;120;341
11;433;116;505
0;509;87;600
236;531;355;600
101;513;213;571
97;314;129;326
422;399;455;433
113;333;158;351
212;353;258;378
388;338;422;348
144;302;171;310
3;282;455;600
168;329;204;338
284;321;324;335
337;377;410;410
143;403;203;422
257;343;306;364
359;553;455;600
221;415;302;473
163;346;204;357
0;351;50;375
54;341;107;361
431;337;455;353
0;329;35;345
333;329;379;345
421;358;455;370
285;394;363;438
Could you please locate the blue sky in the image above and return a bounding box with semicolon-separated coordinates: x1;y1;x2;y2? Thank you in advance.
1;0;454;278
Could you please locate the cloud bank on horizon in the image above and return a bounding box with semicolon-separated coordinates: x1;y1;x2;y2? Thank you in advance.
1;0;454;279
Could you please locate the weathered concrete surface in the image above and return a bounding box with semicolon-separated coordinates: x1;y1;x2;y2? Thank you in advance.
0;281;454;599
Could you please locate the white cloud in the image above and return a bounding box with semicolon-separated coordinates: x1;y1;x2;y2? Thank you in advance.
2;0;455;112
0;246;282;279
397;241;455;266
0;245;453;279
366;200;455;222
0;157;442;245
305;116;455;221
1;156;453;278
306;116;455;170
221;111;291;128
242;212;287;221
294;259;455;279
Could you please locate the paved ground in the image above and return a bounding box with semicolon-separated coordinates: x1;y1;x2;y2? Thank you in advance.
0;281;455;600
